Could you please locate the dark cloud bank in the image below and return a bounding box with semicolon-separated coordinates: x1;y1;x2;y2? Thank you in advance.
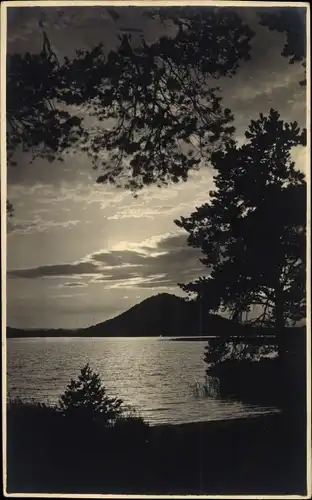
8;234;210;291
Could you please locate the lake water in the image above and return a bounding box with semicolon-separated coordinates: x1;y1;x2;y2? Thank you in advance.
6;337;278;425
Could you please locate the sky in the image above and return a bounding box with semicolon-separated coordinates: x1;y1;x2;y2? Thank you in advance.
6;4;307;329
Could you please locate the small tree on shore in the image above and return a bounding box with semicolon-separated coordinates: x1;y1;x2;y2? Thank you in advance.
58;364;123;424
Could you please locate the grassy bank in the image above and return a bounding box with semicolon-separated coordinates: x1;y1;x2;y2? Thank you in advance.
6;400;307;495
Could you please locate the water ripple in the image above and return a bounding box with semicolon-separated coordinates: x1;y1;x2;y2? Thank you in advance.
7;337;278;425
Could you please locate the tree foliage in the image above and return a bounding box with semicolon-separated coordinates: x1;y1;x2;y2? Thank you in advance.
258;8;306;85
204;338;230;370
7;8;254;190
58;363;123;424
7;32;84;167
175;109;306;332
204;338;274;374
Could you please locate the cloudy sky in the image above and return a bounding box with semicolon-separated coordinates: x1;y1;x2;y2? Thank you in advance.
6;4;307;329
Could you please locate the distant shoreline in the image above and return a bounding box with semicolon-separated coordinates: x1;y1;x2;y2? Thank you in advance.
7;334;284;346
6;293;306;340
6;334;277;340
7;327;305;340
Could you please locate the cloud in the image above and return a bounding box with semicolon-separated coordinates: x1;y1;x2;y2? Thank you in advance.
291;145;308;174
59;282;88;288
8;232;209;290
51;293;88;299
8;217;80;235
7;6;177;58
8;261;99;279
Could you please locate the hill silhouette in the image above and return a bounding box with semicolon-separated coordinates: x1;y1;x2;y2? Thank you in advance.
84;293;239;337
7;293;241;338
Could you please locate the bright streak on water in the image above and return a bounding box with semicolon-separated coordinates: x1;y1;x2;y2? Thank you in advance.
7;337;278;425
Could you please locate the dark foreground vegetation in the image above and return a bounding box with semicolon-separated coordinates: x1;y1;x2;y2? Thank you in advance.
6;363;307;495
6;407;306;495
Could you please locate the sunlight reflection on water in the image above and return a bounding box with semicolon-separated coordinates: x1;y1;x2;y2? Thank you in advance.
7;337;278;425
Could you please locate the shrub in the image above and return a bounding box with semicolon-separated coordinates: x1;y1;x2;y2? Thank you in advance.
7;396;58;423
58;363;123;425
114;410;150;443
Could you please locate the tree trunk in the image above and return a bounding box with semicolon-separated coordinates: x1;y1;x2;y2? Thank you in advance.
275;281;289;415
275;281;286;360
232;307;243;324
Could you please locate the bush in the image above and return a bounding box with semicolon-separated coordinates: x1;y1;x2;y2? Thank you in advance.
58;363;123;425
7;396;59;424
7;366;152;493
114;412;150;443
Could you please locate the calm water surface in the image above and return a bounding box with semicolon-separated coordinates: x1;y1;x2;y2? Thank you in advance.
7;337;278;425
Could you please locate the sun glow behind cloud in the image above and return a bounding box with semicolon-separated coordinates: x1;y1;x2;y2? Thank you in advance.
7;230;205;328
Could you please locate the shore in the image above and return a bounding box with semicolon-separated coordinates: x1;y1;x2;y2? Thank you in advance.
6;404;306;495
154;410;279;432
151;411;305;489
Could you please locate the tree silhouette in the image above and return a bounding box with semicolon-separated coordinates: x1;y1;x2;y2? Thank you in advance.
204;337;230;370
7;8;254;191
175;109;306;356
58;364;123;424
7;39;84;168
258;8;306;85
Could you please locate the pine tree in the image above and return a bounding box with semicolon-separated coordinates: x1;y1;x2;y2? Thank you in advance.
175;109;306;358
58;364;123;424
